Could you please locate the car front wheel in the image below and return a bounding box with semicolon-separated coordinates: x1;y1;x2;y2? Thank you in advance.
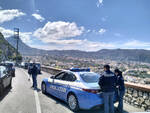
8;78;12;88
67;94;79;111
41;83;47;94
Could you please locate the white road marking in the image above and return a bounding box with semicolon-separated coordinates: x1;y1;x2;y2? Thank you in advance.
34;90;42;113
21;69;42;113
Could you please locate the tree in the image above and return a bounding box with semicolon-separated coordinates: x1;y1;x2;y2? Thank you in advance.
12;55;22;62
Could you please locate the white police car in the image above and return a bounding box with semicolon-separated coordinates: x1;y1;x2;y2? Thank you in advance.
41;68;104;111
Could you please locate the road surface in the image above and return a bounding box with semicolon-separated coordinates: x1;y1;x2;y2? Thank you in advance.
0;68;144;113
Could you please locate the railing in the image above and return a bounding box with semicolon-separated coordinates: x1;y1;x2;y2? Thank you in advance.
124;82;150;111
41;66;150;111
41;66;62;75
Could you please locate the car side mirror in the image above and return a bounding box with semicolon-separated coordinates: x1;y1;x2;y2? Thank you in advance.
50;76;55;79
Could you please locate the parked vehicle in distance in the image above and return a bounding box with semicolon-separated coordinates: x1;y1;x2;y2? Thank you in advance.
21;62;25;68
41;68;116;111
24;63;29;69
35;63;41;74
0;65;12;96
7;63;15;77
27;62;41;74
28;63;33;69
1;62;15;77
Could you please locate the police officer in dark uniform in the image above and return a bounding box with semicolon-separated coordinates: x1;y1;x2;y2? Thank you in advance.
114;69;125;113
31;63;38;89
99;65;117;113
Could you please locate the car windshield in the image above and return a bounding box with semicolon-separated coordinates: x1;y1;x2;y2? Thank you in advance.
80;72;100;83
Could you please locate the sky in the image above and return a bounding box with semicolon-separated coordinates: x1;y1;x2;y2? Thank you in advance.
0;0;150;51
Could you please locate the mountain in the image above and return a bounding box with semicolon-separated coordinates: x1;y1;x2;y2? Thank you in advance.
6;36;150;63
6;36;47;55
0;32;18;61
96;49;150;62
6;37;89;56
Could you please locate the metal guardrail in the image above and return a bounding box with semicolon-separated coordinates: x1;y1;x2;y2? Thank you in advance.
41;66;150;93
41;66;150;111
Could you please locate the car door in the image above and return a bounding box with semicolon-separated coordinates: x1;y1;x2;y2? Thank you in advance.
46;76;54;95
49;72;66;98
54;72;68;100
56;72;77;100
5;69;12;87
46;75;59;95
0;66;8;88
4;67;11;87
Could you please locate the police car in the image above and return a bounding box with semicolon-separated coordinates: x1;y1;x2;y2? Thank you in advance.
41;68;104;111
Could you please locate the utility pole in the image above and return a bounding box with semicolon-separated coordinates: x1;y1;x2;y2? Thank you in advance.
14;28;19;65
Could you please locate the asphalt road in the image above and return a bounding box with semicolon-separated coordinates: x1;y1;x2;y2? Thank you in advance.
0;68;144;113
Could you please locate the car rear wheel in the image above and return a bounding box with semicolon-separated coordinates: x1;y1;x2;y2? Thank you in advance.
0;84;4;96
8;78;12;88
67;94;79;111
41;83;47;94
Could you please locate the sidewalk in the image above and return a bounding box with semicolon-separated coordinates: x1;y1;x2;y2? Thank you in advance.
114;102;144;113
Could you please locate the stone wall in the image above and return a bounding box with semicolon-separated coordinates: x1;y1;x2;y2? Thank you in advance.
124;82;150;111
41;66;150;111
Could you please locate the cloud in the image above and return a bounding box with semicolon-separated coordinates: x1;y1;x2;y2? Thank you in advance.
101;16;108;22
96;0;103;7
36;10;40;13
32;21;115;51
0;27;13;38
30;40;115;51
32;13;45;22
0;9;26;23
30;39;150;51
99;28;106;34
114;33;122;37
0;27;32;44
87;29;91;33
33;21;84;43
101;17;106;22
123;40;150;48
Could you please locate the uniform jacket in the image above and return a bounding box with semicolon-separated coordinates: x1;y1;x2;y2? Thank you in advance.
31;65;38;76
116;74;125;91
98;70;117;92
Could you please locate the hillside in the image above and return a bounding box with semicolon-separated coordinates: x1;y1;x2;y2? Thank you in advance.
45;49;150;63
0;32;19;61
6;36;47;55
95;49;150;62
6;36;150;63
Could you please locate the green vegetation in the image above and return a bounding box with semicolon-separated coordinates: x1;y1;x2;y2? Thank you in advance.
0;32;22;62
11;55;22;61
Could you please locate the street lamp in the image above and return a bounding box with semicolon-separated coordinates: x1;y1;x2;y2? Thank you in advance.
14;28;19;64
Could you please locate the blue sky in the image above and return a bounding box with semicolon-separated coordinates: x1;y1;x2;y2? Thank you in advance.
0;0;150;51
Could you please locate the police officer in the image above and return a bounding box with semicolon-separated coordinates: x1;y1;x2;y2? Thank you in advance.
98;65;117;113
31;63;38;89
114;69;125;113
